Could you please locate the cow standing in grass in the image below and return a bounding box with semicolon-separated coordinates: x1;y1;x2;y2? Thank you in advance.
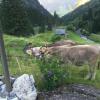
24;40;77;58
39;45;100;80
47;40;77;47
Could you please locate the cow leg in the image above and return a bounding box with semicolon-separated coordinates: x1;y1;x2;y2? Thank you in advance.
91;58;98;80
87;60;97;80
90;65;97;80
85;60;97;80
85;65;92;80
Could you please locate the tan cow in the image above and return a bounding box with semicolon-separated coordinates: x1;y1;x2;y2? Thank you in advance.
40;45;100;80
47;40;78;47
24;40;77;57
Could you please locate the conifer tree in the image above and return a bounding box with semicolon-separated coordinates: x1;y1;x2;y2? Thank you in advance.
0;0;33;36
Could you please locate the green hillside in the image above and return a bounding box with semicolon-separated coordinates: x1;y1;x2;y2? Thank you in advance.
0;32;100;90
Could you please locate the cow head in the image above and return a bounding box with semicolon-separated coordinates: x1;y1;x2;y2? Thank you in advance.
24;43;42;58
39;46;53;58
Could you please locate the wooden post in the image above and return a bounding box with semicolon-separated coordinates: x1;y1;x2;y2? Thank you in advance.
0;32;12;92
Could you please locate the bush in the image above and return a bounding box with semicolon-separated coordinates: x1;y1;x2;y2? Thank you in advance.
81;29;90;36
66;24;76;32
37;57;68;90
50;34;62;42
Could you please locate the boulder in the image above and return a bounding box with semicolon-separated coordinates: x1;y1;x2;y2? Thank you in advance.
12;74;37;100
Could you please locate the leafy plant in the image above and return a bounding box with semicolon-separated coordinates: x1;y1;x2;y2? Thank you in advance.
37;57;68;91
66;24;76;32
81;29;90;36
50;34;62;42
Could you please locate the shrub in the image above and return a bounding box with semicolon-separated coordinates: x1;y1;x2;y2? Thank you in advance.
50;34;62;42
37;57;68;91
66;24;76;32
81;29;90;36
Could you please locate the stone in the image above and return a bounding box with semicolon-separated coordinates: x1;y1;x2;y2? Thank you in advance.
7;92;19;100
0;76;4;82
68;84;100;98
12;74;37;100
0;84;7;98
0;76;16;85
0;81;4;86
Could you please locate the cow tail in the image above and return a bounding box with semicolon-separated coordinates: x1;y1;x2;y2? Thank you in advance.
97;48;100;69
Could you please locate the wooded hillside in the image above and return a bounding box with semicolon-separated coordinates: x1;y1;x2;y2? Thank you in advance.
62;0;100;34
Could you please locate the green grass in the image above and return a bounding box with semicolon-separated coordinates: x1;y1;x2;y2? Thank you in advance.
89;34;100;43
0;31;100;90
67;32;87;44
67;31;96;44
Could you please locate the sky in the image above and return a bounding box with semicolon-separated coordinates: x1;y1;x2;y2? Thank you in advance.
39;0;90;16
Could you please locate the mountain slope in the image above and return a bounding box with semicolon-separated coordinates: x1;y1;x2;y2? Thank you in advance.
23;0;53;26
0;0;53;36
62;0;100;33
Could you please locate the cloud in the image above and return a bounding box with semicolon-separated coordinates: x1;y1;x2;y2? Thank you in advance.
39;0;90;16
77;0;90;6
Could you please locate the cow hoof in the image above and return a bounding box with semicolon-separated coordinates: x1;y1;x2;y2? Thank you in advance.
84;75;91;80
84;76;95;80
91;77;95;81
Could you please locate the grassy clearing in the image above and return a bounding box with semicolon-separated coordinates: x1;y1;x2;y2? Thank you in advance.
0;31;100;90
89;34;100;43
67;32;87;44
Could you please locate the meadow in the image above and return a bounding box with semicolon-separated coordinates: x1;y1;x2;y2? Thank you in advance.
0;31;100;91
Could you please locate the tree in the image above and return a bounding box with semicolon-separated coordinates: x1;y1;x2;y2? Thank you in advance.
54;11;60;26
0;0;33;36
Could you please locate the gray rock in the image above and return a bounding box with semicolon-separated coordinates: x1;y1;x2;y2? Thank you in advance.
12;74;37;100
0;74;37;100
0;81;4;86
0;84;7;98
7;92;19;100
0;76;16;85
47;93;97;100
68;84;100;98
38;92;97;100
0;76;4;82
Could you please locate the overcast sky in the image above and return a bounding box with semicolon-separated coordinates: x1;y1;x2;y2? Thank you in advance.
39;0;90;16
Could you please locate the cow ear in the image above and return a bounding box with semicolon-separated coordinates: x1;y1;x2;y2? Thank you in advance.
44;44;48;48
40;47;47;53
44;41;49;48
40;46;43;49
40;46;42;52
27;43;33;48
40;46;44;51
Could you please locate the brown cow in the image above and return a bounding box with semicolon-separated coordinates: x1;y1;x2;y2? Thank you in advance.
24;40;77;57
47;40;77;47
40;45;100;80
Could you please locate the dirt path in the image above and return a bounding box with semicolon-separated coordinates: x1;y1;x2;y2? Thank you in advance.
37;84;100;100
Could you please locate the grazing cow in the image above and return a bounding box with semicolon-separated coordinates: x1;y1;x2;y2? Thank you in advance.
24;40;77;58
23;43;42;58
47;40;77;47
39;45;100;80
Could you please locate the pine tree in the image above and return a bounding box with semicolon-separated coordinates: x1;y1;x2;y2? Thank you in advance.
54;11;60;27
0;0;33;36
